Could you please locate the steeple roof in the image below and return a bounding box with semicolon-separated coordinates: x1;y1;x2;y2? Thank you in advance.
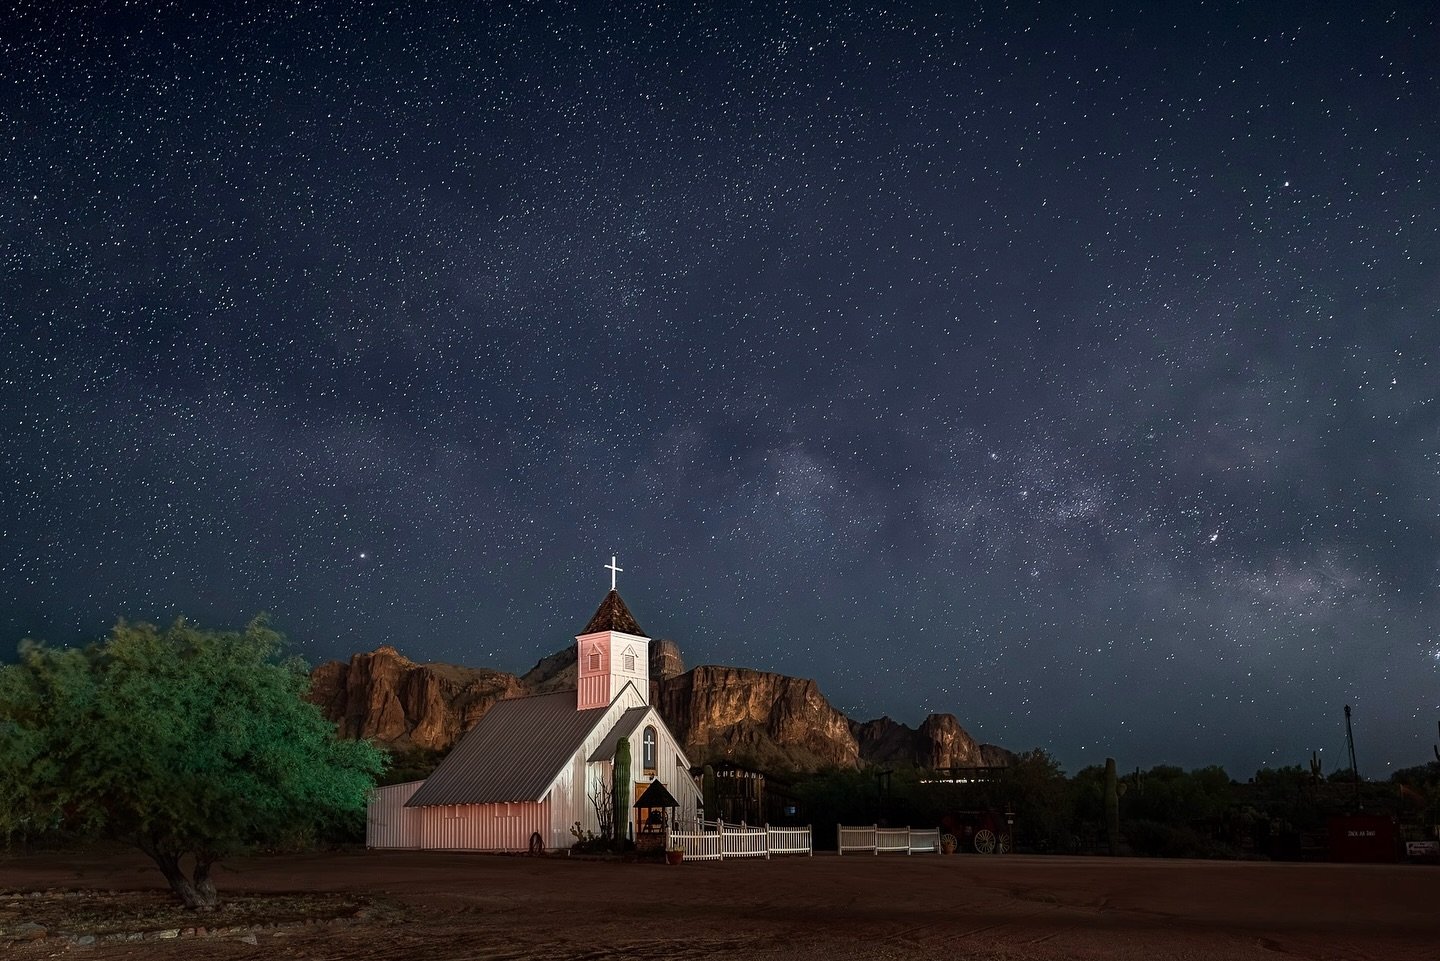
582;589;645;636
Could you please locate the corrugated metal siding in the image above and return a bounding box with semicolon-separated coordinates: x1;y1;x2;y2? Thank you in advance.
394;679;700;851
565;691;702;841
548;756;585;849
416;799;552;851
577;672;609;710
367;781;424;848
624;707;702;836
553;685;648;843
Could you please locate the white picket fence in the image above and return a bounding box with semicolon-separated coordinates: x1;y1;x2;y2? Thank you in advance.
837;824;941;855
767;825;814;856
667;819;814;860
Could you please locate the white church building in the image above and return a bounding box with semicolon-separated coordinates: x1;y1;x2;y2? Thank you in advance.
366;568;701;852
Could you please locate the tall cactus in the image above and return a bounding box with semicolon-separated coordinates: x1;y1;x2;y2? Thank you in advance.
1104;757;1121;856
1309;750;1323;782
612;737;631;845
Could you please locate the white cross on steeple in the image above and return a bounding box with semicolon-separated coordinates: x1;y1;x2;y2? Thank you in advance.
605;555;623;591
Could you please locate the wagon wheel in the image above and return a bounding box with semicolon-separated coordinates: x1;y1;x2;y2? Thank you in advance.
528;831;544;856
974;829;996;854
997;833;1012;854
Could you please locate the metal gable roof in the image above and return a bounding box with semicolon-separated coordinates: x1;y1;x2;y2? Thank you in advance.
405;691;608;807
586;706;651;763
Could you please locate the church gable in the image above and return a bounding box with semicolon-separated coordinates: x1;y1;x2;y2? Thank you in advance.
586;706;650;763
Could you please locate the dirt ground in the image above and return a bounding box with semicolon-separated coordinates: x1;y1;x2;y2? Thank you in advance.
1;847;1434;961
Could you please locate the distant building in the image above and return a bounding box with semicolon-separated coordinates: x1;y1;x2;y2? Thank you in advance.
367;572;701;851
694;761;804;826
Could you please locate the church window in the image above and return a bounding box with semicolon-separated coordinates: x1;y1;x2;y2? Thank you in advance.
588;644;602;672
623;647;636;672
643;725;657;773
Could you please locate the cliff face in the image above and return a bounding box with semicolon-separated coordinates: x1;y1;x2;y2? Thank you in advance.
310;641;1004;773
309;645;522;751
851;714;1016;769
656;665;859;772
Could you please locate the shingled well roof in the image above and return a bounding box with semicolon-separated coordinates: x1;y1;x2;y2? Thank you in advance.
406;691;608;806
634;779;681;809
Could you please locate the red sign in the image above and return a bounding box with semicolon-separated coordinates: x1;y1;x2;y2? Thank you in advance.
1326;815;1398;863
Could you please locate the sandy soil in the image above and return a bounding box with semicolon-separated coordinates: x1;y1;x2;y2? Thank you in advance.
1;847;1434;960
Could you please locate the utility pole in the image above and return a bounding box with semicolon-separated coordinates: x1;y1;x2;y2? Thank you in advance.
1344;705;1361;811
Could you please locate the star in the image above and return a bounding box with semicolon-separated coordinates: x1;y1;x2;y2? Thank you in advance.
0;0;1432;779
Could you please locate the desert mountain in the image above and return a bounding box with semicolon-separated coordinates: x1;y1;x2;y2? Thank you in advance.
309;645;523;751
309;641;1012;773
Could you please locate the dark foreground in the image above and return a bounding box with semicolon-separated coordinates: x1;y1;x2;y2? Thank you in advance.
2;847;1434;960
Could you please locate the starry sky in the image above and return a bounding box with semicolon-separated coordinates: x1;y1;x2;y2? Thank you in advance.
4;1;1438;778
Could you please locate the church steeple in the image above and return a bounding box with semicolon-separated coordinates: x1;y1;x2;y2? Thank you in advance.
575;557;651;711
582;589;644;636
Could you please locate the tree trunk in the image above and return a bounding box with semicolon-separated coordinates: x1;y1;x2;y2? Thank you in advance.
191;855;219;909
137;840;221;910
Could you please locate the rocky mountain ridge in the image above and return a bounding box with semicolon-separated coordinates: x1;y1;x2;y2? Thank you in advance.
309;642;1013;773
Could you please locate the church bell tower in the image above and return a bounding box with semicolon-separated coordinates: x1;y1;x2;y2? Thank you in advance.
576;557;651;711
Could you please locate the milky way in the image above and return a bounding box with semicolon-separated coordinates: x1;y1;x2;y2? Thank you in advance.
4;2;1437;776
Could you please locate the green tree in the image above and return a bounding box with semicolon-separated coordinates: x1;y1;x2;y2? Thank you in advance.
0;617;384;910
993;748;1070;851
1126;765;1233;823
789;766;882;848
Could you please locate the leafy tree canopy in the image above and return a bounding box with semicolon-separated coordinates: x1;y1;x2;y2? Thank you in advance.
0;616;384;909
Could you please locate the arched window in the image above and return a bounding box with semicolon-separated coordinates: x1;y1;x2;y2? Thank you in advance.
642;725;657;773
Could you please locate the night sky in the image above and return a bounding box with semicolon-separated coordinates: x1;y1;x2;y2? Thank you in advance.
5;2;1438;778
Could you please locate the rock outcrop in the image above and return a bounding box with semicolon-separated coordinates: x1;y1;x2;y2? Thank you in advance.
851;714;1015;769
308;645;522;751
310;641;1005;774
517;646;576;694
978;742;1017;767
656;665;859;772
649;638;685;681
851;716;921;766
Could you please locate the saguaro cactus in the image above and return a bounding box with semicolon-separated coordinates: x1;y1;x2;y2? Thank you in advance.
612;737;631;844
1309;750;1323;782
1104;757;1121;856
